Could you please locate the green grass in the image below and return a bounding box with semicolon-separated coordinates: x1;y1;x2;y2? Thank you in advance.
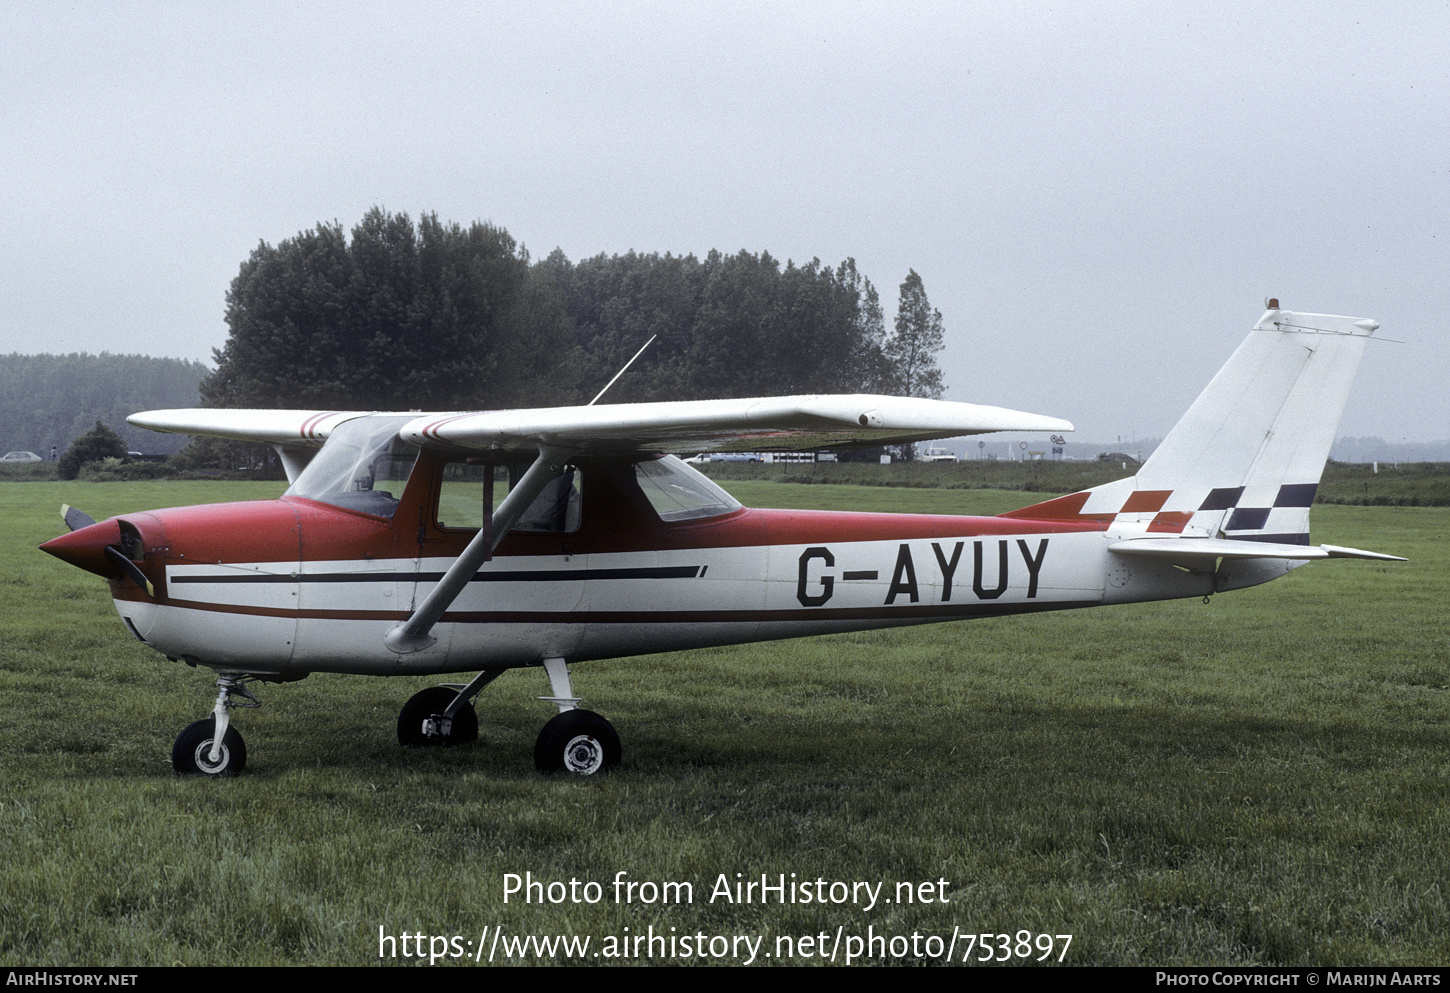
1;480;1445;966
1316;461;1450;506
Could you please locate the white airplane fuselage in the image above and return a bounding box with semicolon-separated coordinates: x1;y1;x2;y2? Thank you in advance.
54;474;1217;681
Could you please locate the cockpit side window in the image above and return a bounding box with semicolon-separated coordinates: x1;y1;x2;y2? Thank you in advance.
436;460;582;534
633;456;742;522
284;416;420;519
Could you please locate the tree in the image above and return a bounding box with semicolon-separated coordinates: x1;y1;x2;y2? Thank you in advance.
884;270;947;461
836;259;893;393
58;421;128;480
553;250;892;403
885;270;946;400
200;208;573;412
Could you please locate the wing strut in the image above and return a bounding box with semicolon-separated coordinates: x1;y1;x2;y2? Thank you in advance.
383;445;577;655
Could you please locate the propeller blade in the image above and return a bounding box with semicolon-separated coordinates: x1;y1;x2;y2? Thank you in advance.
104;546;153;597
62;504;96;532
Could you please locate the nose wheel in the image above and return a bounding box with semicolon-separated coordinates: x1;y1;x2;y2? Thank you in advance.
173;717;246;776
173;675;259;776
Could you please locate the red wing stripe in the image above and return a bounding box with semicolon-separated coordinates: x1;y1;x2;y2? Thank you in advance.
300;411;343;440
421;414;472;442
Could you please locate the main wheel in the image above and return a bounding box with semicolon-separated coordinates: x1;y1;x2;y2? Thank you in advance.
173;717;247;776
397;687;478;746
534;709;620;775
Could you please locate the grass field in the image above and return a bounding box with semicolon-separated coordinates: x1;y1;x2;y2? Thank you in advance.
1;479;1445;966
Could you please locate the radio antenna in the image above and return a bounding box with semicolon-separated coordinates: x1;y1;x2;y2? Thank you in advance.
588;335;657;406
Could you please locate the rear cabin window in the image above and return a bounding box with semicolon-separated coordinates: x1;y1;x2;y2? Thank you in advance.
436;461;582;534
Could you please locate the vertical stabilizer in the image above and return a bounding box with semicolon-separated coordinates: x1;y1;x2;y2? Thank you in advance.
1004;308;1378;544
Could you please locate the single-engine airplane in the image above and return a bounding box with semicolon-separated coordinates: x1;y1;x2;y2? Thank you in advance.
41;305;1403;777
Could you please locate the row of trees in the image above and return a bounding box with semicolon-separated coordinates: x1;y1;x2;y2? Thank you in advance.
205;209;948;413
0;353;207;457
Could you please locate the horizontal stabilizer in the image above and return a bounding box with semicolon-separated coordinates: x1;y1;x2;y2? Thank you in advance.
1110;537;1405;562
1319;543;1409;562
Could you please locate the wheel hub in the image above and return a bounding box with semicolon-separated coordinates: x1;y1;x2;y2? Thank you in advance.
193;739;230;774
562;734;604;774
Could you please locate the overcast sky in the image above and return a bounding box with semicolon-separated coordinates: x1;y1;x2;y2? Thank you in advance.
3;1;1445;442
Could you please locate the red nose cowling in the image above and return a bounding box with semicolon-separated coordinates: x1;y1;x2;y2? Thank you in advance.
40;519;125;579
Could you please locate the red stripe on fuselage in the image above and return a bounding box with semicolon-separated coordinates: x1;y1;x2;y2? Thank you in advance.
136;498;1110;570
142;597;1098;625
998;491;1115;522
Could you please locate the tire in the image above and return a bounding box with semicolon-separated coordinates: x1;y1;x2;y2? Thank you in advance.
534;709;620;775
173;717;246;776
397;687;478;746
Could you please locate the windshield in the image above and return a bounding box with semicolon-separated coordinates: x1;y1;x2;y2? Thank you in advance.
285;416;420;518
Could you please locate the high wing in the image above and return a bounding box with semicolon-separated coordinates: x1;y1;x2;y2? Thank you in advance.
129;394;1073;455
398;395;1073;454
127;409;364;447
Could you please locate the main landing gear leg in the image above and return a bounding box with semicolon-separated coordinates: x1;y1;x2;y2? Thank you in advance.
533;657;620;775
172;674;260;776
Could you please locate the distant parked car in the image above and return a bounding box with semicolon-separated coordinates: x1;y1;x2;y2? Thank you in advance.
920;447;959;463
2;451;43;462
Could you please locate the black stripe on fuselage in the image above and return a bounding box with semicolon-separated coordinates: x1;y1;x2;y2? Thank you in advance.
171;565;707;584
